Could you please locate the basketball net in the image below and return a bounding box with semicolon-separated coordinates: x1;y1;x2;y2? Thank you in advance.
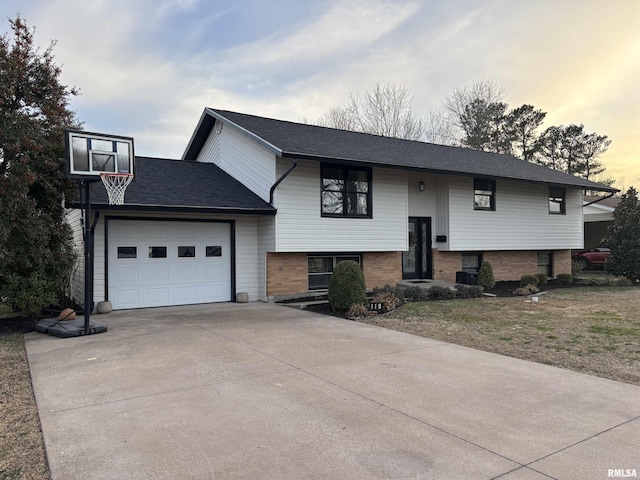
100;173;133;205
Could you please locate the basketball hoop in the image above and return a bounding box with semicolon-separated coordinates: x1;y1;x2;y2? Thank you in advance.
100;173;133;205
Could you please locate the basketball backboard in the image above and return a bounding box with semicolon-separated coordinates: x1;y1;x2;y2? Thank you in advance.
64;130;134;180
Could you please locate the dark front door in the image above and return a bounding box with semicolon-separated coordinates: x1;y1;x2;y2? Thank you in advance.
402;217;432;279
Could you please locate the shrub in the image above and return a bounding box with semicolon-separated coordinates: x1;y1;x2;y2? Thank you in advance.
372;284;406;299
555;273;573;285
571;260;582;279
535;273;548;285
0;274;56;316
477;261;495;290
371;291;403;313
428;285;457;300
346;303;369;319
328;261;366;311
515;284;540;296
577;277;633;287
520;274;539;286
403;286;430;302
455;284;484;298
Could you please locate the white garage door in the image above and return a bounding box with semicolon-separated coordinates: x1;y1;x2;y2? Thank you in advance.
107;220;232;309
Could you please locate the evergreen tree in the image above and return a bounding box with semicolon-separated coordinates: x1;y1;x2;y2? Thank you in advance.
605;187;640;282
505;104;546;162
0;17;81;313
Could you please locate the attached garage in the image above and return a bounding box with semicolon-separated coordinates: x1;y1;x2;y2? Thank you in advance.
107;219;233;309
67;157;276;310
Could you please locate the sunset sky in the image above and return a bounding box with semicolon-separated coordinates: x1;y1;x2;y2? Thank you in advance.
2;0;639;189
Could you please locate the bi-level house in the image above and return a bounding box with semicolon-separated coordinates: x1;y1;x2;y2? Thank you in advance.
68;108;615;310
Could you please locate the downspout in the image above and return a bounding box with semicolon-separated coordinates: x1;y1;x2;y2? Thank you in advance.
583;192;616;207
269;160;297;205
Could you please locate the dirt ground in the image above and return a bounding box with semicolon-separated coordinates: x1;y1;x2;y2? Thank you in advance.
0;335;49;480
359;287;640;385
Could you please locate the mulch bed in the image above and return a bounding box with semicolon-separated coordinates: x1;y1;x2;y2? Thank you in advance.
304;281;584;319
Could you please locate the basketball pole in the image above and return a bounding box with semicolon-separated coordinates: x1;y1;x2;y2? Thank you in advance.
83;180;91;335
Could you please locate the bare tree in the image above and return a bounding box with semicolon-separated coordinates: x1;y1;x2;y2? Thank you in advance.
312;83;426;141
442;78;506;123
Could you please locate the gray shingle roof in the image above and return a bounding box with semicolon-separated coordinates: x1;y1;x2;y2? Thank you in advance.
72;157;276;214
191;109;615;192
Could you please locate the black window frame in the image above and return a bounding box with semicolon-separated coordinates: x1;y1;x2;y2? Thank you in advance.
307;254;362;291
474;178;496;211
537;251;553;277
321;165;372;218
461;252;482;273
549;187;566;214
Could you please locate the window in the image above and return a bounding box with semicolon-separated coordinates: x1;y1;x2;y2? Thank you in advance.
117;246;137;259
206;246;222;257
537;251;553;277
474;178;495;210
148;246;167;258
321;166;371;217
178;246;196;257
549;187;566;214
308;255;361;290
461;253;482;273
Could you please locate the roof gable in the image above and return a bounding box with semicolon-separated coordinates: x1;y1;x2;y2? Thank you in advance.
185;108;616;193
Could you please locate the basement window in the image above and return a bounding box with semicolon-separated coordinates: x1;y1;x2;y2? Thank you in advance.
308;254;361;290
461;253;482;273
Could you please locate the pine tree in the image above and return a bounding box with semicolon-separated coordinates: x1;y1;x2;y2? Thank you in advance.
0;17;81;313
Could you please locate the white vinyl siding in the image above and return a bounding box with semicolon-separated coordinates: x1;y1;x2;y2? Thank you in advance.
434;177;450;250
65;209;85;305
447;176;583;250
195;125;221;164
195;124;276;202
234;217;259;300
274;159;407;252
407;173;436;218
258;216;275;301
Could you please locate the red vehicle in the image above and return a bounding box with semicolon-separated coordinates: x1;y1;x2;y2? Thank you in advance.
572;248;610;270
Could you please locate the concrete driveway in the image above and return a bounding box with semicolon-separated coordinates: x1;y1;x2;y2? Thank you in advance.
26;303;639;479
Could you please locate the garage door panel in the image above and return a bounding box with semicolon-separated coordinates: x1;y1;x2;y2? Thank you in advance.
146;224;169;239
117;266;139;283
148;288;170;305
147;266;170;283
115;290;140;309
114;223;139;240
108;220;232;310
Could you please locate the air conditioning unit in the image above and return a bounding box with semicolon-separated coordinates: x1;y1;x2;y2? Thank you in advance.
456;271;478;285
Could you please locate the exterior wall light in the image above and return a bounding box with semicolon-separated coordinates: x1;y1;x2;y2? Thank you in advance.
419;181;425;191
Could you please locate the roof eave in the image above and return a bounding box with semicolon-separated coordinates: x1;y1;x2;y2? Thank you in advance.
67;202;277;216
280;151;618;193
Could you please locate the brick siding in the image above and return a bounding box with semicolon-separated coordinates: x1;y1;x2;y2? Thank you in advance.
266;253;308;296
433;249;572;283
266;251;403;297
362;252;402;289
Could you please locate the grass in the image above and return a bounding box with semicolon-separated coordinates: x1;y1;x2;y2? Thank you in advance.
359;287;640;385
0;335;49;480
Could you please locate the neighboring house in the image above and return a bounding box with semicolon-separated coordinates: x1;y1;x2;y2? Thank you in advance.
67;108;616;310
582;195;620;250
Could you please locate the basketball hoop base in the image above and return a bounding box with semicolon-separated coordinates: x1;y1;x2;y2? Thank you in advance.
100;173;133;205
